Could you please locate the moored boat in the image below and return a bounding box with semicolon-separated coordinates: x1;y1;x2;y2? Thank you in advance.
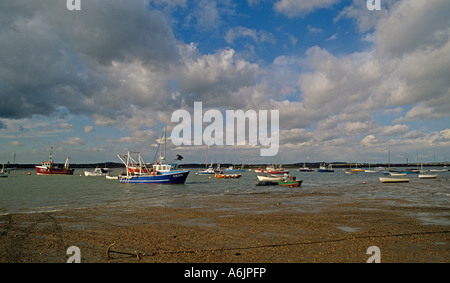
379;177;409;183
298;167;314;172
0;165;7;178
197;166;219;175
118;151;189;184
84;167;110;176
389;172;407;176
430;168;448;172
418;174;437;179
265;165;289;175
224;165;245;173
278;180;302;187
215;173;241;179
106;175;119;180
257;175;285;181
317;164;334;172
35;150;74;175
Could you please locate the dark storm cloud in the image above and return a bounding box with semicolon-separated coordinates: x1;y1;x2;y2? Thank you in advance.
0;0;180;119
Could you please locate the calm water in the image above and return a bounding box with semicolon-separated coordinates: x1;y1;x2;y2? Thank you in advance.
1;168;449;222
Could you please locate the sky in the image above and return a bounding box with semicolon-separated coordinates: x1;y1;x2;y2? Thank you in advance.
0;0;449;165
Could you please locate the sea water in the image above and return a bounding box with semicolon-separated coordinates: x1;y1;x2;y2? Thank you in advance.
0;168;449;223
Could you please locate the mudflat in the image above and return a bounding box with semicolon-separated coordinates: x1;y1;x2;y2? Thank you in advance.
0;191;449;263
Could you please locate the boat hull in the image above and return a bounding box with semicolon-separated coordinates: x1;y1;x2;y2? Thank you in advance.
257;175;284;181
224;169;245;173
35;166;74;175
278;180;302;187
298;168;314;172
379;177;409;183
84;172;108;176
317;169;333;172
418;174;437;179
215;173;241;179
119;170;189;184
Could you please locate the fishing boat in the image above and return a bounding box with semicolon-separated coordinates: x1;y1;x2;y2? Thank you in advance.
224;165;245;173
119;152;151;175
418;174;438;179
118;151;189;184
35;149;74;175
379;177;409;183
215;173;241;179
278;180;302;187
298;163;314;172
84;167;110;176
264;165;289;175
317;164;334;172
267;169;289;175
117;127;189;184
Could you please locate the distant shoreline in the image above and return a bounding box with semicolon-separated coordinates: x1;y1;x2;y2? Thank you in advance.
3;162;448;169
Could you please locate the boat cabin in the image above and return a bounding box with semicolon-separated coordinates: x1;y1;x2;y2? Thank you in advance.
152;163;178;173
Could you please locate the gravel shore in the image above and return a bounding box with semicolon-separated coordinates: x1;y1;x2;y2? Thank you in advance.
1;190;449;263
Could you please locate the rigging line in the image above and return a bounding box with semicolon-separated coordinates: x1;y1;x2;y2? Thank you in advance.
106;230;450;260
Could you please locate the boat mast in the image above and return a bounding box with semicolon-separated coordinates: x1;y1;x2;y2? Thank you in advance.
49;146;53;163
388;149;390;171
164;126;167;163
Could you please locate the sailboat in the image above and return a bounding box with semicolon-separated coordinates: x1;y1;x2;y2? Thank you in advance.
364;164;378;173
380;150;409;183
430;152;448;172
418;163;437;179
197;146;220;175
0;164;8;178
298;151;314;172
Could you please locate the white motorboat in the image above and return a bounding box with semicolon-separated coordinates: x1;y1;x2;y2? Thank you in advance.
84;167;110;176
257;175;286;182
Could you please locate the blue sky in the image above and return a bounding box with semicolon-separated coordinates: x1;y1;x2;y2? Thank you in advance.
0;0;449;165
